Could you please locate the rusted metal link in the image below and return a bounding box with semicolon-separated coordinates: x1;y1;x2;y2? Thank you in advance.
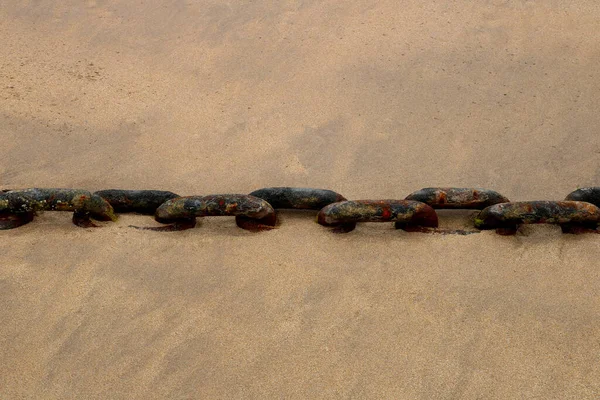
94;189;180;214
248;187;346;210
148;194;277;232
565;187;600;207
405;187;509;209
0;188;117;229
317;200;438;233
475;201;600;235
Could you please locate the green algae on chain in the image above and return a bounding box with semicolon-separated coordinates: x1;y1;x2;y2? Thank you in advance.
248;187;347;210
94;189;180;214
565;187;600;208
474;201;600;235
405;187;509;209
317;200;438;233
148;194;277;232
0;188;117;229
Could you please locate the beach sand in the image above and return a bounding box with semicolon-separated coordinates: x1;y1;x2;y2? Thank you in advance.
1;1;599;398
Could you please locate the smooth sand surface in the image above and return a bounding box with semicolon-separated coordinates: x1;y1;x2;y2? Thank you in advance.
1;1;600;398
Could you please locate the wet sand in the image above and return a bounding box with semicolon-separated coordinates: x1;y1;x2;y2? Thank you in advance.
1;1;600;398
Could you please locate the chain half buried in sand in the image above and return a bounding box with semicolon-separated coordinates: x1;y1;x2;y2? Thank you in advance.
475;201;600;235
94;189;180;214
0;188;117;229
248;187;347;210
317;200;438;233
1;186;600;235
148;194;277;231
405;187;509;209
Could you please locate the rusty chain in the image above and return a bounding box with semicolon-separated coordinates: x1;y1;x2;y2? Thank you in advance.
1;187;600;235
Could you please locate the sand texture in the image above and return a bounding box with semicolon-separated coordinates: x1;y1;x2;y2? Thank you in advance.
1;1;600;398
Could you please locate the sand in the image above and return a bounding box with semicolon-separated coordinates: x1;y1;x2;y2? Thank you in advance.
1;1;599;398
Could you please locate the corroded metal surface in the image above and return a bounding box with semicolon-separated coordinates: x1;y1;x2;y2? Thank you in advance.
2;185;600;235
95;189;180;214
565;187;600;207
405;187;509;209
317;200;438;233
475;201;600;234
0;188;116;229
248;187;346;210
153;194;277;231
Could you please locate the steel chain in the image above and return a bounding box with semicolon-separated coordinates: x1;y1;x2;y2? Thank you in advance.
1;187;600;235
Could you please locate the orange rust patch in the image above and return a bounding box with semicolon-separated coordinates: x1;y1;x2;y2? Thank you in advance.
381;206;391;220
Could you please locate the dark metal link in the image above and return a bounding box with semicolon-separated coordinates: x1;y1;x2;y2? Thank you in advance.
248;187;346;210
474;201;600;235
317;200;438;233
0;188;117;229
565;187;600;207
149;194;277;232
405;187;509;209
94;189;180;214
0;211;35;230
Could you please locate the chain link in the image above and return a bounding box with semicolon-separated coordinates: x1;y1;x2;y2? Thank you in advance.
317;200;438;233
1;187;600;235
404;188;510;209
